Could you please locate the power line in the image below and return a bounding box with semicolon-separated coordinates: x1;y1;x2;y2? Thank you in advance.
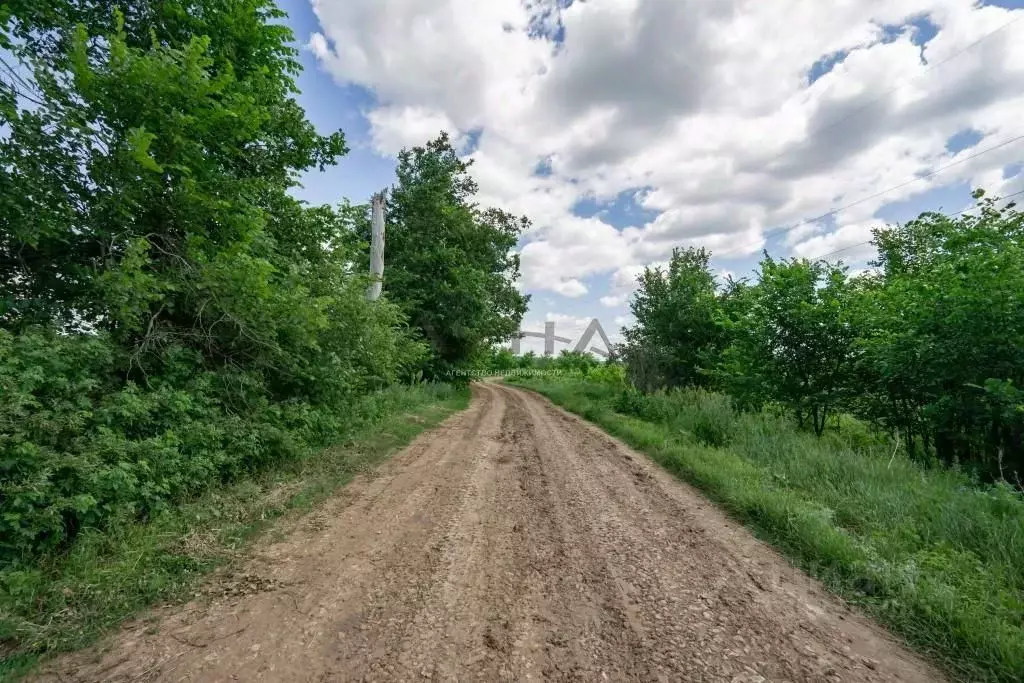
0;56;47;108
820;134;1024;216
0;55;36;94
816;187;1024;261
716;132;1024;259
708;13;1023;261
756;13;1022;174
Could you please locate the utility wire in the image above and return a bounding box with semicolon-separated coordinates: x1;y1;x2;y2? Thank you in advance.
0;57;34;92
716;132;1024;259
0;56;47;108
817;134;1024;217
816;187;1024;261
756;13;1022;174
709;13;1023;261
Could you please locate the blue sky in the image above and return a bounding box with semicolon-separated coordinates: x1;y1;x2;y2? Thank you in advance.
279;0;394;206
282;0;1024;354
279;0;634;344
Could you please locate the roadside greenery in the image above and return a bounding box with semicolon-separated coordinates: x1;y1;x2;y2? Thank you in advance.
620;193;1024;481
0;0;519;670
509;375;1024;682
381;134;530;381
0;384;467;679
1;0;410;563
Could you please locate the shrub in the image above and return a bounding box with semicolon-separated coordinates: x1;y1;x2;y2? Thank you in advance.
588;362;626;386
0;326;421;564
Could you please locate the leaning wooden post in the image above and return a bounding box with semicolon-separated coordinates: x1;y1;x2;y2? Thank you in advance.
367;191;386;302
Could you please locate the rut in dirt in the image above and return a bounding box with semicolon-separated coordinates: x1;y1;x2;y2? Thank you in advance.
37;382;941;682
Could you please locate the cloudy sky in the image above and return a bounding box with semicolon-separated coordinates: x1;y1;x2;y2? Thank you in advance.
280;0;1024;355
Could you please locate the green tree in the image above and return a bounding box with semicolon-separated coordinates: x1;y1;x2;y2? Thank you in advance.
2;1;345;362
719;255;855;435
553;349;600;376
621;247;722;391
0;0;423;559
383;133;529;379
853;192;1024;476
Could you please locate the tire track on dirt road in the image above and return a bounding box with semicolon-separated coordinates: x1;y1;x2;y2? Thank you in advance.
36;382;942;682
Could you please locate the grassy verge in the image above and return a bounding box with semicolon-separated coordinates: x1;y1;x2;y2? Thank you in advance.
508;376;1024;683
0;383;468;681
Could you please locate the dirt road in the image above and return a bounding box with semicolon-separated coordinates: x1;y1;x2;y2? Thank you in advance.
40;383;940;682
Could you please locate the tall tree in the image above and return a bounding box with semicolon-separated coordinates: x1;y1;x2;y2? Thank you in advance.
717;256;855;435
383;133;529;378
1;0;347;370
621;247;722;391
853;192;1024;475
1;0;422;559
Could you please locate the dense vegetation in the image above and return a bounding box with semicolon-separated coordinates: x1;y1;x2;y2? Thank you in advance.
380;134;529;379
621;192;1024;481
0;383;467;678
0;0;524;658
508;374;1024;682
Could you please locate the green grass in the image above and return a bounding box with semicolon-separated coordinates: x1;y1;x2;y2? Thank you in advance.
0;383;469;682
508;376;1024;683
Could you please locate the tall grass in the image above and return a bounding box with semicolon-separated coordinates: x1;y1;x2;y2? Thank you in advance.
510;376;1024;682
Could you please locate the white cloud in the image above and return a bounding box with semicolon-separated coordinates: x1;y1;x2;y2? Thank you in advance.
365;106;460;156
600;295;626;308
550;278;589;298
598;260;667;309
545;312;590;326
308;0;1024;296
791;220;878;261
612;264;649;291
596;264;645;309
785;222;825;247
715;268;738;286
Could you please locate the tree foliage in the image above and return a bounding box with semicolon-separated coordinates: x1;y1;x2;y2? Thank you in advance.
852;192;1024;475
0;0;435;561
717;256;855;435
382;133;529;379
620;247;722;392
621;194;1024;479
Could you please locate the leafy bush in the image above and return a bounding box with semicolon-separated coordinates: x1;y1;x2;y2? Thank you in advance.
0;325;420;563
587;362;626;386
851;195;1024;475
0;382;466;665
618;196;1024;480
0;1;453;565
